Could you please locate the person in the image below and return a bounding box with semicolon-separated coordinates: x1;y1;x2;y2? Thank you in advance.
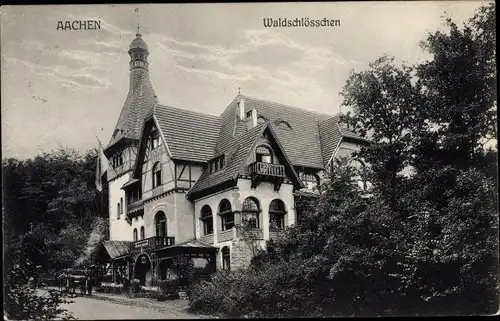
86;274;93;296
65;275;71;293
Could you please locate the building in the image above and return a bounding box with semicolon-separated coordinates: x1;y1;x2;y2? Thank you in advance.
98;30;368;286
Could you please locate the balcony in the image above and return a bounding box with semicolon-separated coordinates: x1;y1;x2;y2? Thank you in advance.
127;200;144;212
125;200;144;225
130;236;175;251
249;162;284;177
248;162;285;191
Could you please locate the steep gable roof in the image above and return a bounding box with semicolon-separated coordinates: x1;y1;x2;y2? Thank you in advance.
214;95;336;169
108;69;156;147
318;115;344;166
187;122;303;199
187;123;264;197
154;105;221;163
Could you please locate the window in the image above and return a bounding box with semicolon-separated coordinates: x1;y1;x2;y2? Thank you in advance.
219;199;234;231
269;199;286;230
209;156;225;174
133;228;138;241
120;197;124;214
242;197;260;228
301;173;320;190
349;158;369;191
140;226;145;240
277;120;292;129
257;115;267;124
256;145;273;164
200;205;214;235
112;152;124;168
117;203;120;219
155;211;167;237
151;127;162;150
152;162;162;188
222;246;230;271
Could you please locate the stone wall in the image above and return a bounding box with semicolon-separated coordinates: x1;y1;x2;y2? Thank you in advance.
230;238;265;270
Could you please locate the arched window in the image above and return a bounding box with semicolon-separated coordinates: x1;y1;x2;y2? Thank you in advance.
140;226;145;240
219;199;234;231
222;246;230;271
242;197;260;228
269;199;286;231
349;158;368;191
120;197;124;214
117;203;120;219
155;211;167;237
133;228;138;241
301;173;320;190
256;145;273;164
152;162;162;188
200;205;213;235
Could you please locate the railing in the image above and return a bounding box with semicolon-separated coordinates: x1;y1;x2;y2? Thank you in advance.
130;236;175;250
127;200;143;212
248;162;285;177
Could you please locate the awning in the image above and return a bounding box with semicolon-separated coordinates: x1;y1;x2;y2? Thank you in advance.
167;238;218;249
102;240;131;259
121;179;139;189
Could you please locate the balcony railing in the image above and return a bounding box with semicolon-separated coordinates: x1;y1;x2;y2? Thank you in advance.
127;200;144;212
248;162;285;177
130;236;175;251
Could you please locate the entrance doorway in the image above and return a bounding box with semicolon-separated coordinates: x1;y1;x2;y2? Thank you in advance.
134;254;152;286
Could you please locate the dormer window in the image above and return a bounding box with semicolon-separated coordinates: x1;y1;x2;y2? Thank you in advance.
256;145;273;164
277;120;292;129
257;115;267;124
209;155;225;174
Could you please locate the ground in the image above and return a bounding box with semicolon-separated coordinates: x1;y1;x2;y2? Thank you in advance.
35;288;209;320
61;296;196;320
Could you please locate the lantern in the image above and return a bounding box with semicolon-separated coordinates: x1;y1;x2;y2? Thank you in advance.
141;256;147;264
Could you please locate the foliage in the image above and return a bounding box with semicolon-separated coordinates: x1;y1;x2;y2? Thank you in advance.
340;2;497;314
3;261;74;320
188;3;497;318
3;147;107;316
3;148;106;273
131;279;141;293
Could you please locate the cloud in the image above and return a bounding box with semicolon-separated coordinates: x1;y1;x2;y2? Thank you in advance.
3;56;110;89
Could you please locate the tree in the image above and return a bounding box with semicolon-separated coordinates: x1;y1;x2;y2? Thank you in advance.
3;147;107;317
341;2;497;314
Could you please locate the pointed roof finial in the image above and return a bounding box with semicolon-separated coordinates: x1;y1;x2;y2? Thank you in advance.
238;87;241;95
135;7;141;36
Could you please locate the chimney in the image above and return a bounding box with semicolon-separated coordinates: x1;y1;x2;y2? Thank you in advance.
246;108;258;130
238;98;245;120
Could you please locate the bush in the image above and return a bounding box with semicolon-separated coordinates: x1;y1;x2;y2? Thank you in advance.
4;262;74;320
188;259;331;318
130;278;141;293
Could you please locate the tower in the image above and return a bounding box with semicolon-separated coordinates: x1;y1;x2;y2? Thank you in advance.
104;28;156;241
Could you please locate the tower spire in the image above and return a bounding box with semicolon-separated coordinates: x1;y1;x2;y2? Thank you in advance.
135;7;141;36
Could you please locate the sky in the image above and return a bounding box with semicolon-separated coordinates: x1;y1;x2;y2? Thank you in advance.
1;1;488;159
